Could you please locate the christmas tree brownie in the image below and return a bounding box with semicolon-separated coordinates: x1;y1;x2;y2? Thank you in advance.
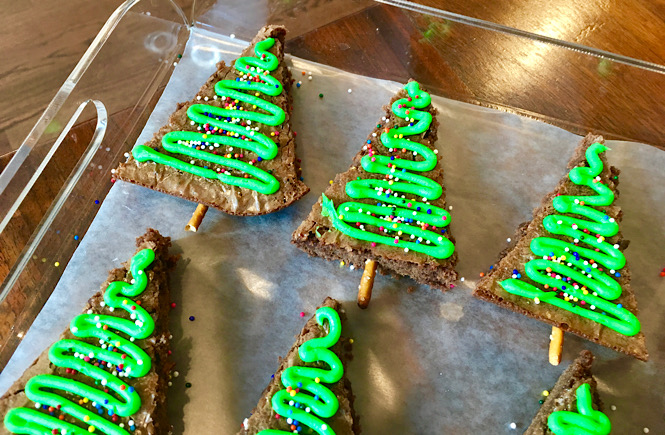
292;81;457;290
474;134;647;361
114;25;309;216
238;297;360;434
525;350;610;434
1;229;177;434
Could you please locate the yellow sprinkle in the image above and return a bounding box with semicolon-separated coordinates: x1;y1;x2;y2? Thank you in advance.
270;132;275;136
88;426;95;433
252;105;257;109
315;377;321;383
54;262;60;267
84;415;90;421
290;390;297;397
254;92;260;97
582;289;589;295
542;390;550;397
392;224;398;229
349;338;354;344
202;134;207;139
339;215;344;220
561;255;566;261
329;180;333;184
340;261;345;266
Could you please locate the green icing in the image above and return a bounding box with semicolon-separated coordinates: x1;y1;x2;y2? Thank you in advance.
133;37;284;195
500;143;640;336
547;383;611;435
258;307;344;435
4;249;156;435
320;81;454;259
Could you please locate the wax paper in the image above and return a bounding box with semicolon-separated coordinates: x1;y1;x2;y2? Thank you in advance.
1;28;663;434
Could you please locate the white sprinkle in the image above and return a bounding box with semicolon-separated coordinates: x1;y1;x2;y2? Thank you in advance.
507;238;512;243
347;88;353;93
230;33;236;39
173;371;179;377
460;277;465;282
509;422;517;429
448;205;453;210
643;428;649;434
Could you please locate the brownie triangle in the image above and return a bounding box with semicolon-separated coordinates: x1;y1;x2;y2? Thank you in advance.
292;81;458;291
525;351;606;434
238;297;360;434
474;134;647;361
114;25;309;216
1;229;177;434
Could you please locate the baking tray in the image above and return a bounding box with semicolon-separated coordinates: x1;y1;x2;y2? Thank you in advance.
0;0;664;433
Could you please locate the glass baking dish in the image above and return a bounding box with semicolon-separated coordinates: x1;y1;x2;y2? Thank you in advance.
0;0;663;432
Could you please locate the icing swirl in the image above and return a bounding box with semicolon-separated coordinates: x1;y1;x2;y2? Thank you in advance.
258;307;344;435
547;383;611;435
500;143;640;336
321;81;454;259
133;37;285;194
4;249;156;435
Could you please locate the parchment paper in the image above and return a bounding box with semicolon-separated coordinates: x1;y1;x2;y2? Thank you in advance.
1;28;663;434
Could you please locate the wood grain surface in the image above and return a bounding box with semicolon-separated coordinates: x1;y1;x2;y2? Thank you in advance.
0;0;663;368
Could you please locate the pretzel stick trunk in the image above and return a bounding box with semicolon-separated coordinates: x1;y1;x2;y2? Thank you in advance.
549;326;564;366
357;259;377;309
185;204;209;232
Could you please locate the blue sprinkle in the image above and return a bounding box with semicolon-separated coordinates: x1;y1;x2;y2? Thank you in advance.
562;286;566;290
416;240;420;244
427;209;432;214
236;77;240;81
104;400;109;404
615;272;621;277
257;157;263;162
441;229;446;234
94;200;100;205
129;387;134;393
617;304;622;308
367;140;371;144
297;382;303;388
314;395;319;401
42;405;48;410
417;207;421;211
296;83;301;88
74;235;79;241
513;269;518;274
489;265;494;270
390;156;395;160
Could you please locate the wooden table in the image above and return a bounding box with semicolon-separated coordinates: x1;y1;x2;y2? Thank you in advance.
0;0;663;368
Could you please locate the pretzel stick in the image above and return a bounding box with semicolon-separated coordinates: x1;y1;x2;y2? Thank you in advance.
549;326;564;366
185;204;208;232
357;259;377;309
